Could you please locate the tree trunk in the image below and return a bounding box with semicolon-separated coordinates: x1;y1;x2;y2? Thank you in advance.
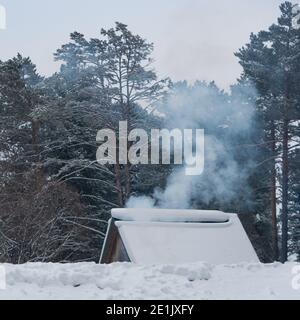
270;122;278;261
124;163;131;199
281;118;289;263
31;119;42;191
124;99;131;200
114;160;123;207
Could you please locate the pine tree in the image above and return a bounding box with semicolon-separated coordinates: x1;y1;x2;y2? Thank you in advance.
236;1;300;262
54;23;168;206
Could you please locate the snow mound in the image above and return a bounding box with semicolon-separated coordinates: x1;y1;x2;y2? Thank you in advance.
112;208;229;222
158;263;212;281
0;261;299;300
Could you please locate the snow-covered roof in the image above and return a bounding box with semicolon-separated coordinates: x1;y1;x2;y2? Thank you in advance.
116;214;258;264
112;208;229;223
110;209;259;264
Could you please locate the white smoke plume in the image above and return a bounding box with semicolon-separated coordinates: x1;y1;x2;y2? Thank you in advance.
126;81;257;209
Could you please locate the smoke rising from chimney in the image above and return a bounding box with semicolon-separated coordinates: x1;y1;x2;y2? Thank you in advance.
127;81;256;210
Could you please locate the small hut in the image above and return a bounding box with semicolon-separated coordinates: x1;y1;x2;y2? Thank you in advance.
100;208;259;264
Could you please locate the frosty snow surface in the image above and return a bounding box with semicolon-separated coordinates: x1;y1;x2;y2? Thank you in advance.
0;261;299;299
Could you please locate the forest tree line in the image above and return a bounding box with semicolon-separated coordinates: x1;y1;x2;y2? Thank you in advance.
0;2;299;263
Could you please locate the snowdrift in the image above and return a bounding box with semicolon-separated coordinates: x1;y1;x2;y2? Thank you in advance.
0;261;299;300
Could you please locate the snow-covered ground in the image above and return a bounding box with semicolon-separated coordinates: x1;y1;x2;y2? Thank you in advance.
0;261;299;300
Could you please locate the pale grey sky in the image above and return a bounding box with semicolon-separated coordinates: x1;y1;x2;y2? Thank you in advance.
0;0;286;89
